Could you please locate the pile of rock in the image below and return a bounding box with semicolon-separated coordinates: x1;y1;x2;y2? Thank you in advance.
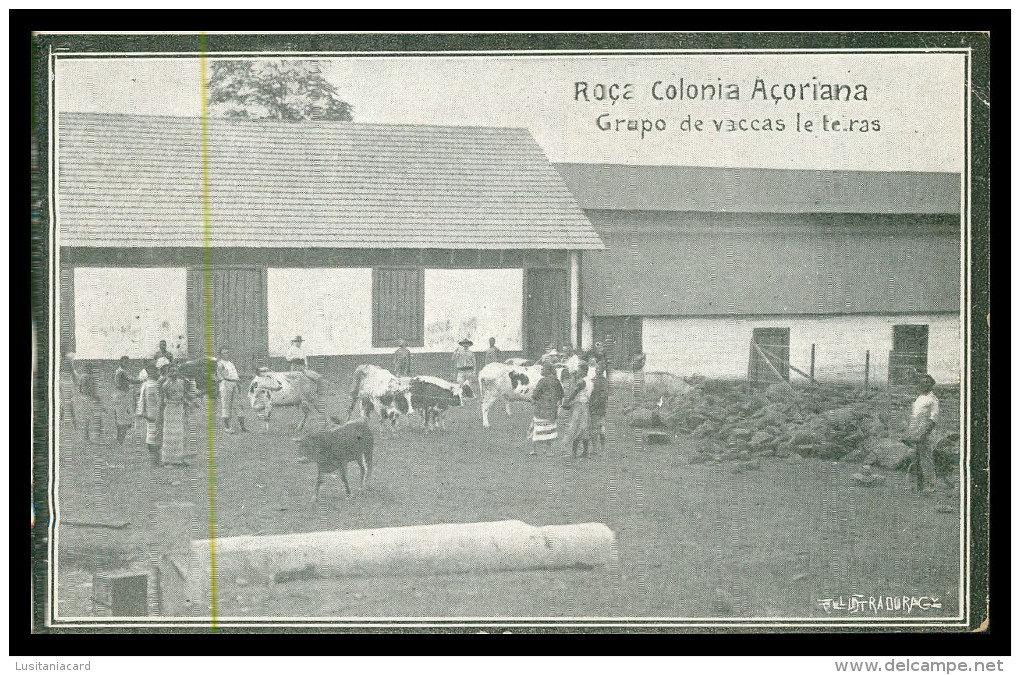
634;379;918;468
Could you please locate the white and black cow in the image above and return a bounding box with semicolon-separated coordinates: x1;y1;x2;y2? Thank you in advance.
347;364;413;429
248;368;325;434
409;375;474;430
478;354;586;427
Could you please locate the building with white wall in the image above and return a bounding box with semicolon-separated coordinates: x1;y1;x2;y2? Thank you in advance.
556;164;961;386
57;113;602;379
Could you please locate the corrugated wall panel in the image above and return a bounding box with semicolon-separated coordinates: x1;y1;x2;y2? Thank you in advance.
582;211;961;317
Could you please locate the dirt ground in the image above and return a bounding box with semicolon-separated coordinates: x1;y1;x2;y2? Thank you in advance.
53;384;962;620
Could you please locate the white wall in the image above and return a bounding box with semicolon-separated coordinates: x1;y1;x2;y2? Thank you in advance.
642;313;961;385
581;314;594;352
267;268;373;356
73;267;188;359
267;267;524;355
423;269;522;352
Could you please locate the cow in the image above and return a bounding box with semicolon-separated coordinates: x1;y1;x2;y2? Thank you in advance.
347;364;413;429
296;417;374;502
409;375;474;430
246;368;325;434
478;354;584;427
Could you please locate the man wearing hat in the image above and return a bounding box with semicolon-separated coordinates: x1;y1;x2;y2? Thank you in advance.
452;338;477;387
286;335;308;371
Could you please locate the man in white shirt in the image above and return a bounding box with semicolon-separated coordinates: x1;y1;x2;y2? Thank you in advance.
905;374;940;495
216;347;246;433
286;335;308;371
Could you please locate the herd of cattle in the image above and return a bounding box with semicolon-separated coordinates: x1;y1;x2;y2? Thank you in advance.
247;355;590;433
246;356;591;501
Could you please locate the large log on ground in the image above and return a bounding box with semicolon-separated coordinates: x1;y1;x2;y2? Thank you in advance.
186;520;615;606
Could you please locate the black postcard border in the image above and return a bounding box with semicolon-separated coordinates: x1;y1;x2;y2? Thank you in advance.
18;17;1002;654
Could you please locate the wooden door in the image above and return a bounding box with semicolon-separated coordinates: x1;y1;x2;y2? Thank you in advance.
749;327;790;383
889;324;929;384
187;266;267;379
525;268;569;360
592;316;643;372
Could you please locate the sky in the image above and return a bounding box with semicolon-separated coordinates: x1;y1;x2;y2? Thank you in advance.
55;53;967;172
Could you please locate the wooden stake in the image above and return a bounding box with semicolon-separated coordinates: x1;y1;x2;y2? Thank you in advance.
810;343;816;383
864;350;870;390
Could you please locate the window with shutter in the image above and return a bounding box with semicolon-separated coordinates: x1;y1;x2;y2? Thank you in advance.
373;267;424;348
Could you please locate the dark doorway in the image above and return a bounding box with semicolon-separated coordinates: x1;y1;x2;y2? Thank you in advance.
187;266;268;379
593;316;643;372
749;327;791;383
889;324;929;384
525;268;569;360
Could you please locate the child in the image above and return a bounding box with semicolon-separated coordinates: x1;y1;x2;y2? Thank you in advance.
252;366;283;433
528;363;564;456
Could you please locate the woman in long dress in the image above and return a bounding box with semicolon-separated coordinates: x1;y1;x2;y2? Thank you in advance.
160;362;199;466
528;363;564;457
561;362;592;458
136;361;164;466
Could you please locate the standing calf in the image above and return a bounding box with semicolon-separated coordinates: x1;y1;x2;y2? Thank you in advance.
409;376;473;430
296;418;374;501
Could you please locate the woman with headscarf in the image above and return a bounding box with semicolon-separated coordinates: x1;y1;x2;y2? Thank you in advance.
160;361;199;466
112;356;142;446
528;363;564;457
136;359;165;466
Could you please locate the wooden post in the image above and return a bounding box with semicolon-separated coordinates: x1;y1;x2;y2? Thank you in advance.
810;343;816;383
864;350;870;390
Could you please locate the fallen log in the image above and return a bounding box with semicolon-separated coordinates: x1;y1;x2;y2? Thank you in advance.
185;520;616;609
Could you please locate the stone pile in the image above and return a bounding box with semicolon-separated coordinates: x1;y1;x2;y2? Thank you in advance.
631;379;919;468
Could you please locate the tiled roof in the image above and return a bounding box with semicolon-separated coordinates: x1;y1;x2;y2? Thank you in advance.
555;163;961;215
57;113;603;250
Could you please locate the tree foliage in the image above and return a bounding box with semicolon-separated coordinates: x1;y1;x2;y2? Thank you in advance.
208;60;353;122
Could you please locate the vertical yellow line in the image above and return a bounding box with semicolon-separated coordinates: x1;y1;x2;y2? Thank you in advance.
199;33;218;631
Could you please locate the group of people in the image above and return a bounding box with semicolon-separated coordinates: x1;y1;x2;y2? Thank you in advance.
388;335;612;458
389;336;504;384
529;344;609;459
62;340;200;467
